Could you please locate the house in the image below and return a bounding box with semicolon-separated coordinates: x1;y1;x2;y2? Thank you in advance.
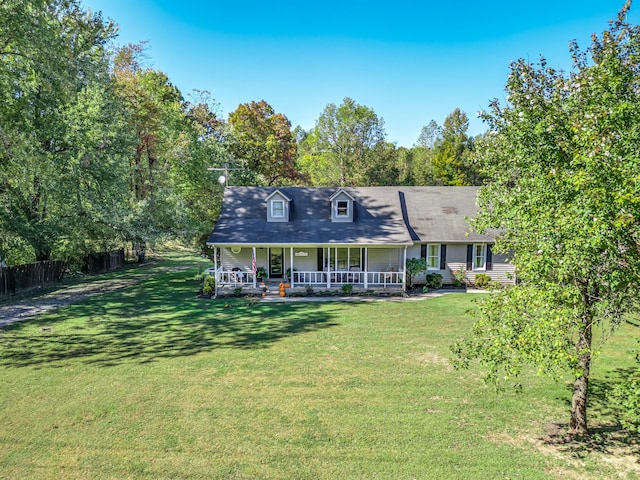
206;186;515;294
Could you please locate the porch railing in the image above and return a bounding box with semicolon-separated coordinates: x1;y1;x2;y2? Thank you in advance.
293;270;403;286
214;269;256;286
214;269;404;287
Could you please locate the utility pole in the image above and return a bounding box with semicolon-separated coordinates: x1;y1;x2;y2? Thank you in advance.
207;162;243;186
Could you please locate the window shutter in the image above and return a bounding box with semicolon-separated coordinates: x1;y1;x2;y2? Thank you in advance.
420;244;426;259
486;244;493;271
440;245;447;270
317;248;324;271
466;244;473;270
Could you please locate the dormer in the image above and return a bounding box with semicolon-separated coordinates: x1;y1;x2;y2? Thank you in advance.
329;188;354;223
266;189;291;222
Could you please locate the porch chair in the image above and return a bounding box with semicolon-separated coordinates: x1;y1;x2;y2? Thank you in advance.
383;266;396;287
231;267;245;284
348;266;361;283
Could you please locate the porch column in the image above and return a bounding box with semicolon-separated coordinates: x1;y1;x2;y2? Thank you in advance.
326;247;331;288
290;247;294;287
364;247;368;288
252;247;257;288
213;246;218;298
402;246;407;291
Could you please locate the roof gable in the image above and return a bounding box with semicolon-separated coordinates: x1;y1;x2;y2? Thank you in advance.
329;188;355;201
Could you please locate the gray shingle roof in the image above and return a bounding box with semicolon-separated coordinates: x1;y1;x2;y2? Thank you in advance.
207;186;493;246
400;186;493;242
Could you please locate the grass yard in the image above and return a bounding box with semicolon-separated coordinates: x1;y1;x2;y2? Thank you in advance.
0;251;638;479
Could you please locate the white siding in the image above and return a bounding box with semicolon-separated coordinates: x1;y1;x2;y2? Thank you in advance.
289;248;318;273
411;244;515;286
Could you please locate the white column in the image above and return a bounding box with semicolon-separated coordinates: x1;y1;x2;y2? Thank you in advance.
213;246;218;298
290;247;294;287
252;247;257;288
326;247;331;288
364;247;368;288
402;246;407;291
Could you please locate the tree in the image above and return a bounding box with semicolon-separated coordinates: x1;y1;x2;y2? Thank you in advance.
228;100;300;185
431;109;478;185
416;120;442;149
453;2;640;436
0;0;128;262
301;97;386;186
113;44;191;255
175;91;233;251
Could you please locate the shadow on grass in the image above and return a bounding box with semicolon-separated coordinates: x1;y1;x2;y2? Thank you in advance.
544;371;640;459
0;267;341;368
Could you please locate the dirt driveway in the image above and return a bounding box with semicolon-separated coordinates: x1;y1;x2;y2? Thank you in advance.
0;262;191;328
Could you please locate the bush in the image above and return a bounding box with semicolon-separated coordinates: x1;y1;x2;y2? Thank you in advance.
474;273;491;289
451;269;466;287
341;283;353;295
305;285;314;296
203;276;216;295
425;273;443;289
405;258;427;289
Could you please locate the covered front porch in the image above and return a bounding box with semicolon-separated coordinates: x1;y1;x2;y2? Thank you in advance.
210;245;407;293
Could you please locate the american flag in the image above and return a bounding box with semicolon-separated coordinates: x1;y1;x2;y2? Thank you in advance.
252;251;257;274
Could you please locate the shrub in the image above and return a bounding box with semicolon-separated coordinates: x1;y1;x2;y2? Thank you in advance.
405;258;427;289
203;276;216;295
233;286;243;296
422;285;429;293
474;273;491;289
341;283;353;295
305;285;314;296
425;273;443;289
451;269;466;287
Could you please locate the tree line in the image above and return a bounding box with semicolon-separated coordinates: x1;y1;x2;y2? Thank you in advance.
0;0;480;266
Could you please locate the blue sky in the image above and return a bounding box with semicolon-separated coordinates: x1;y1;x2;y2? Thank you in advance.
83;0;637;147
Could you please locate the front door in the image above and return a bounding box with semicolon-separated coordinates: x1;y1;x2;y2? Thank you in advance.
269;248;283;278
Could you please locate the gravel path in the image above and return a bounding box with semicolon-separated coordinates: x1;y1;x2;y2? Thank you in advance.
0;263;191;328
0;277;145;328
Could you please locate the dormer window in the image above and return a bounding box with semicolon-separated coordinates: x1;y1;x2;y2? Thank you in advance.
271;199;285;218
336;200;349;217
266;189;291;222
329;188;354;223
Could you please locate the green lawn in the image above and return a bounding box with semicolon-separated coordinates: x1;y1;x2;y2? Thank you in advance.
0;251;638;479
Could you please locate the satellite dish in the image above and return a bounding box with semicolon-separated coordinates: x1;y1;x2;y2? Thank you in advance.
218;175;226;185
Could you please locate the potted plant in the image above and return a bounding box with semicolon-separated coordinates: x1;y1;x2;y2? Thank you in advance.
255;266;267;282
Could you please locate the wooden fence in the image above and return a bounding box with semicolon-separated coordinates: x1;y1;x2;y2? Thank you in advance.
84;249;125;275
0;260;66;299
0;248;126;298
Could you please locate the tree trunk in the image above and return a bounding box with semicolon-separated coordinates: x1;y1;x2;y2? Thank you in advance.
569;313;592;436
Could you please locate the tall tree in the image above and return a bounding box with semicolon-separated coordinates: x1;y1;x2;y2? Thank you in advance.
431;109;477;185
0;0;128;262
453;2;640;436
300;97;386;186
113;43;190;254
175;91;232;251
416;120;442;149
228;100;300;185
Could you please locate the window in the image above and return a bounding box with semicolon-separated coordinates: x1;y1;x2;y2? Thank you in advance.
473;244;486;270
336;200;349;217
271;199;284;217
328;247;361;270
426;244;440;270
